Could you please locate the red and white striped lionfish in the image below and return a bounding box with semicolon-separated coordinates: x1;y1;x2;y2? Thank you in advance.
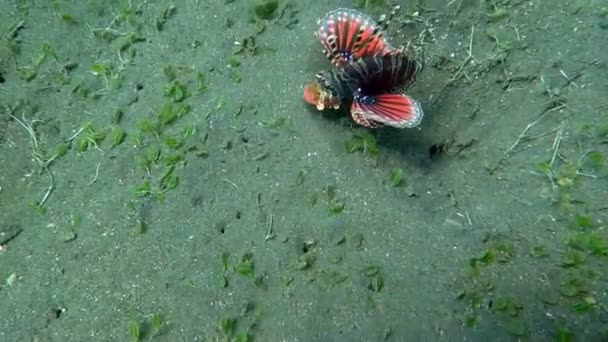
303;7;424;129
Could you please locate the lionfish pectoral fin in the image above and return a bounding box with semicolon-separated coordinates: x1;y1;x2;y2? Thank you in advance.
350;110;383;128
350;94;424;129
322;34;340;64
315;8;396;67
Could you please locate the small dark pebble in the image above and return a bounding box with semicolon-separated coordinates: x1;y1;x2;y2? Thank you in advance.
48;308;63;319
213;221;227;234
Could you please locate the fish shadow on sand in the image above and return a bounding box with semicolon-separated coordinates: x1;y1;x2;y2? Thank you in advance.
306;103;438;172
374;125;436;170
374;97;454;172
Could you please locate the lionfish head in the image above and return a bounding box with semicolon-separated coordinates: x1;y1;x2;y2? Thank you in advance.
303;74;341;111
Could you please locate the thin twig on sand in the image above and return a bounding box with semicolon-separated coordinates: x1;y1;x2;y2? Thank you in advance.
488;104;567;174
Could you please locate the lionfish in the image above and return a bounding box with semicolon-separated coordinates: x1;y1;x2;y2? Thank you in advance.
303;7;424;129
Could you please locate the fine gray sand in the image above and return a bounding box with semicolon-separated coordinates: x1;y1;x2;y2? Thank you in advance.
1;0;607;341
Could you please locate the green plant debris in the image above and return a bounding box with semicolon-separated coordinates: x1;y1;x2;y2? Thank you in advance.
234;252;255;277
219;317;235;337
251;0;279;21
163;65;177;81
349;233;364;249
469;249;493;267
110;109;123;124
130;131;143;148
195;71;206;92
75;122;107;152
469;242;515;268
535;161;550;175
218;274;228;288
537;289;559;305
54;143;69;158
555;325;574;342
555;161;579;189
492;296;523;317
571;296;598;313
110;126;126;148
504;318;527;337
229;69;242;83
156;5;176;31
136;146;161;175
159;166;179;191
6;272;18;287
89;62;123;92
115;32;145;53
13;42;61;82
176;103;191;118
183;124;196;138
344;132;378;155
234;333;251;342
90;63;110;76
1;19;24;55
16;66;37;82
162;135;183;149
128;320;140;342
464;314;478;327
134;180;152;197
221;252;229;272
318;269;349;288
582;150;604;169
233;35;261;56
595;122;608;139
325;184;337;201
389;168;403;187
70;214;81;227
117;4;138;26
354;0;387;9
328;200;345;214
484;4;509;22
456;113;608;337
215;97;227;111
530;245;548;258
364;266;384;292
134;218;146;234
227;55;241;68
559;278;587;297
291;254;314;270
71;82;91;98
75;137;89;153
150;313;164;332
560;249;586;268
59;13;77;24
30;202;47;214
571;213;593;229
164;80;189;102
225;17;235;28
35;43;58;67
253;273;266;288
457;278;494;307
137;119;161;139
158;103;179;125
145;146;162;163
567;232;608;256
218;252;230;288
163;153;185;167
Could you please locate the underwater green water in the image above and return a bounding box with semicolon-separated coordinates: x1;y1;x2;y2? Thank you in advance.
1;0;607;341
